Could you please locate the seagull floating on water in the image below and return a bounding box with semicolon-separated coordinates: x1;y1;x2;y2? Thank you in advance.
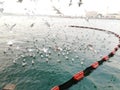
13;59;16;64
22;61;27;67
7;40;14;46
32;60;35;65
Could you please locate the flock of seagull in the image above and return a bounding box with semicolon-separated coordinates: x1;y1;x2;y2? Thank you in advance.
1;21;116;68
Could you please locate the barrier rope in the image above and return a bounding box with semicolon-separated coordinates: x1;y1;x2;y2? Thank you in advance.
51;25;120;90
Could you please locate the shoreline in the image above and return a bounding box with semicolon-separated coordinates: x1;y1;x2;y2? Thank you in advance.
1;13;120;20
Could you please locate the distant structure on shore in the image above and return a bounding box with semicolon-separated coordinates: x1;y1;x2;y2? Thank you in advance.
85;11;120;19
85;11;103;18
105;13;120;19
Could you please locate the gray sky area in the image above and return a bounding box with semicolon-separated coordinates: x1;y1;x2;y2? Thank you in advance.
0;0;120;16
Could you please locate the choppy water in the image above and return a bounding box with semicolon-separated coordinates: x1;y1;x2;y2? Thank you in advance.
0;15;120;90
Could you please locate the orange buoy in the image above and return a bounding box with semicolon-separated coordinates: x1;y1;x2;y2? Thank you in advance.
73;71;84;81
51;86;59;90
91;62;99;69
102;56;109;61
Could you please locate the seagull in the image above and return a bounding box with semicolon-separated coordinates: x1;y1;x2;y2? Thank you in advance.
81;61;84;65
65;56;69;60
78;0;83;7
88;46;97;53
40;55;44;58
13;59;16;64
3;50;7;54
9;24;16;32
32;60;35;65
16;46;20;50
44;21;50;27
7;40;14;46
0;1;4;4
66;51;69;55
28;48;33;52
72;58;74;62
69;0;72;6
75;55;79;59
57;59;61;63
30;23;35;27
21;55;25;58
85;17;89;22
22;61;27;67
48;51;51;55
46;58;49;63
62;52;65;56
23;59;26;62
42;48;48;53
17;0;23;3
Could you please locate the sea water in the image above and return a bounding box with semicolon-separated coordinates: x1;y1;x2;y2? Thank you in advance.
0;15;120;90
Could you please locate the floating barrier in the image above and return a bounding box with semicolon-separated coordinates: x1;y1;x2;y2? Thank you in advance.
51;26;120;90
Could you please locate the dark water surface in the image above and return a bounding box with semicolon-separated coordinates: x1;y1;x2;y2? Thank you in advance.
0;16;120;90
